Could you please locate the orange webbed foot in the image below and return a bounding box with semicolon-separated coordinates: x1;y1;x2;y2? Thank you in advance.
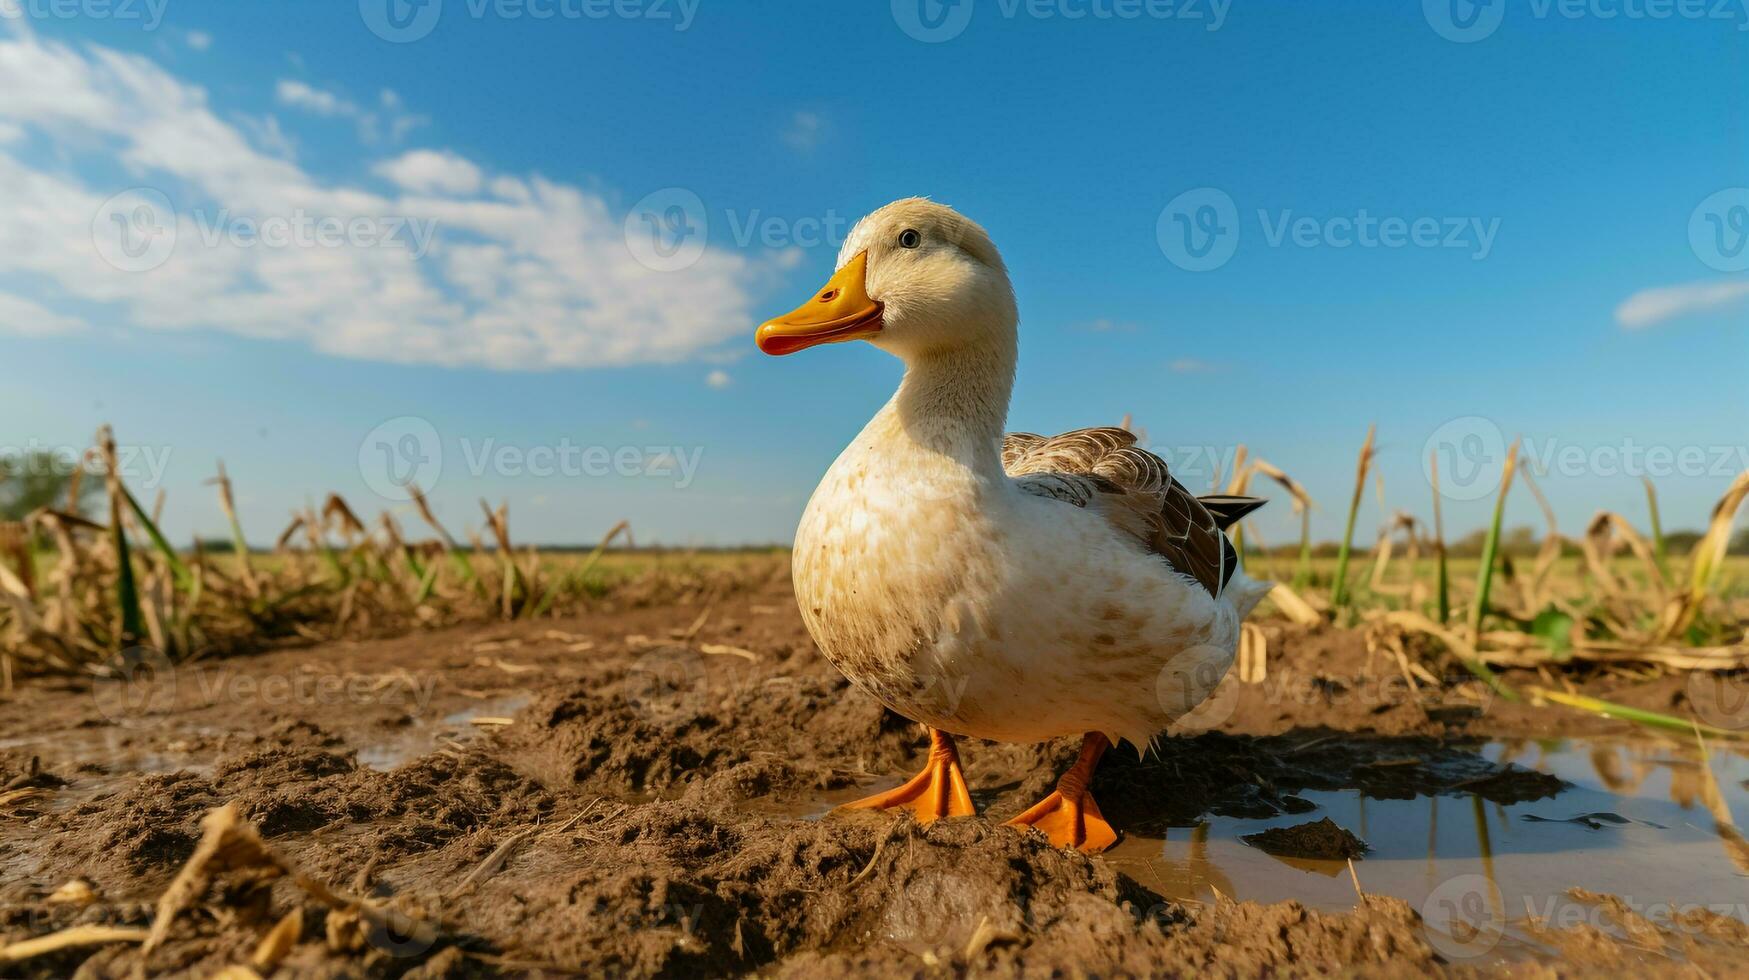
842;727;975;823
1004;732;1117;853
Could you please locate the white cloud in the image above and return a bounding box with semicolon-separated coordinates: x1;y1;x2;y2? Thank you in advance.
1615;279;1749;329
374;149;482;196
781;110;824;152
0;292;87;336
185;31;213;52
274;79;424;144
275;79;349;116
0;31;781;371
1169;357;1220;374
705;369;731;388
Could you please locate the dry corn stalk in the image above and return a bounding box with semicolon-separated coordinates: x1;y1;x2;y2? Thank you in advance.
1267;582;1323;625
1657;470;1749;642
1583;511;1666;605
1514;467;1567;613
1236;623;1268;684
0;522;33;599
410;483;460;552
206;461;259;597
323;493;367;543
1368;511;1426;603
1246;456;1315;586
1331;425;1377;608
480;498;519;619
144;802;438;960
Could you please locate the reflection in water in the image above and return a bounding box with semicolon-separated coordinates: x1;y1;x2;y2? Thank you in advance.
1103;736;1749;963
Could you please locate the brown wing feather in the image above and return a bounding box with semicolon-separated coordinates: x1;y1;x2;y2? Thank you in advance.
1005;427;1231;597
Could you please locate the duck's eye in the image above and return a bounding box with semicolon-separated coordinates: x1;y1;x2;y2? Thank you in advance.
898;229;922;249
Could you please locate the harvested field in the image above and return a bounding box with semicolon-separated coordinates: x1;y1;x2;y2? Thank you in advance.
5;566;1749;977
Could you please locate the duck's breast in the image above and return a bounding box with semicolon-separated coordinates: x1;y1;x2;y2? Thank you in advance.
790;442;1005;719
916;489;1241;746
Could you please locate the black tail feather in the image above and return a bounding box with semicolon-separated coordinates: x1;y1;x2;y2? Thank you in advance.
1199;494;1268;531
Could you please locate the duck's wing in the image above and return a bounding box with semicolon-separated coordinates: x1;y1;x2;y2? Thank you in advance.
1003;427;1262;597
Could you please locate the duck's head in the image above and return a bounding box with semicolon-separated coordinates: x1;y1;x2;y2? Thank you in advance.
756;198;1016;360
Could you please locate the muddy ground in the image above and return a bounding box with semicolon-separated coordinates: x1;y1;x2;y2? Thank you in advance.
2;571;1747;978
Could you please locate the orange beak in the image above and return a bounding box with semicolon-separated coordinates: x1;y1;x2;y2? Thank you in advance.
756;251;883;356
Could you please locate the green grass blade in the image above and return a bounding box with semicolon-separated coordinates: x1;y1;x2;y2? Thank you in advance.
1430;451;1450;623
1330;425;1375;608
1529;686;1749;740
120;483;194;593
1292;507;1312;590
1468;439;1520;639
411;560;440;606
1643;476;1668;583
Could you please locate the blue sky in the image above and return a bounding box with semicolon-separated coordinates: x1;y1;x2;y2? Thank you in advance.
0;0;1744;549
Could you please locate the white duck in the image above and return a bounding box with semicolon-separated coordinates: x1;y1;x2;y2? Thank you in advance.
756;199;1269;852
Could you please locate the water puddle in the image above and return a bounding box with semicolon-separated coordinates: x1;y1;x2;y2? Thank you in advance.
773;735;1749;963
1101;737;1749;962
354;693;532;771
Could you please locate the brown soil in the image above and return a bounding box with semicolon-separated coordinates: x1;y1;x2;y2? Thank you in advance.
1242;818;1368;861
1;576;1745;977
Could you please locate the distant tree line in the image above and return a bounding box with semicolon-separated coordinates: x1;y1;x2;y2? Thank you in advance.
1258;525;1749;559
0;450;101;522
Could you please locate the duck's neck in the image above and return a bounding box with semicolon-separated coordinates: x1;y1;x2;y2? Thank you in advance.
874;337;1017;479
